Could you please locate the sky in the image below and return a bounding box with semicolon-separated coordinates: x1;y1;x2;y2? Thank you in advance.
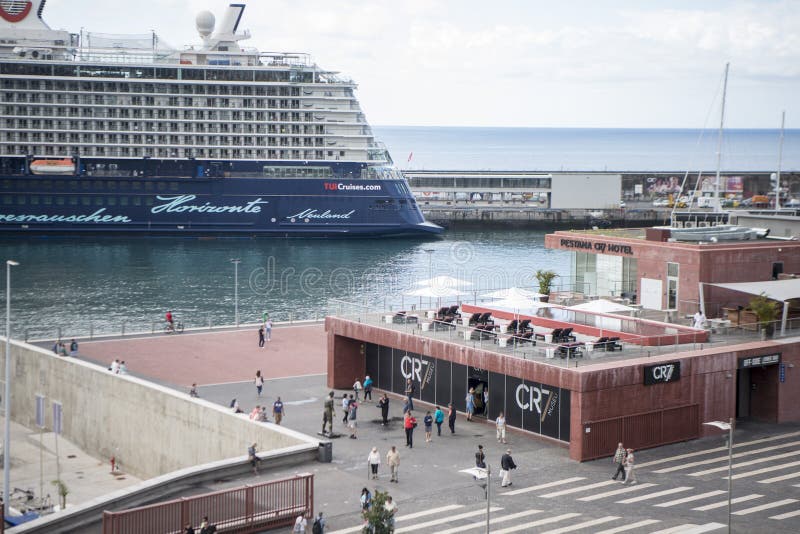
40;0;800;129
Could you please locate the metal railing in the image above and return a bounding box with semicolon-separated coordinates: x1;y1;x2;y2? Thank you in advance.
101;473;313;534
329;299;800;367
23;308;328;343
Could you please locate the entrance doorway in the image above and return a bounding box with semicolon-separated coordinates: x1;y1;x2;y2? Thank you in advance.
468;366;488;417
736;363;779;421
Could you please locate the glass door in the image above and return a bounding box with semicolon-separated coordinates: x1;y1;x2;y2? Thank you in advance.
667;262;679;310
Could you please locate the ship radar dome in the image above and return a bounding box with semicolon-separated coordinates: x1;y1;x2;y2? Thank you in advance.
196;10;216;38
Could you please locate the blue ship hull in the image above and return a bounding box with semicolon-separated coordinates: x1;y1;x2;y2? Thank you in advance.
0;160;442;237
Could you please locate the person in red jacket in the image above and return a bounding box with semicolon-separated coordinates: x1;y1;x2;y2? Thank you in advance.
165;310;174;331
404;411;417;448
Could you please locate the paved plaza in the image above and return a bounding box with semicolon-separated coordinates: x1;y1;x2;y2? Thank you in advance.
21;324;800;533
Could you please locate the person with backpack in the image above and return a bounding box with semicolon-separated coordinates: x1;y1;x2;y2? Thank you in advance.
363;375;373;400
311;512;326;533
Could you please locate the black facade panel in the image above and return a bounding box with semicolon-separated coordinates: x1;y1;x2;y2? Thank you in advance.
505;375;523;430
451;363;467;412
560;389;571;442
419;354;437;404
390;348;406;395
539;383;562;439
377;345;393;391
487;372;506;421
435;359;452;407
365;342;380;385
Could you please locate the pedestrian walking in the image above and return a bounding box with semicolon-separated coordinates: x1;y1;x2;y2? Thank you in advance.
348;398;359;439
273;396;284;425
189;383;199;398
265;319;272;341
248;442;259;475
434;405;444;436
360;487;372;511
404;378;415;411
465;387;475;421
475;444;486;468
262;310;269;323
495;411;507;444
292;514;307;533
322;391;335;435
384;496;398;530
363;375;373;400
342;394;351;424
367;447;381;479
258;326;265;347
353;378;362;401
611;442;626;481
404;411;417;448
311;512;326;534
402;397;410;415
623;448;638;485
483;387;489;414
500;448;517;487
448;403;456;434
379;393;390;426
254;370;264;397
387;445;400;482
423;411;433;442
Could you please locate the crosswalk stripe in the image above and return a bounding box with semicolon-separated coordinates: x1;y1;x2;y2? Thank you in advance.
653;440;800;473
688;450;800;476
726;460;800;480
692;494;763;511
394;507;503;533
434;510;544;534
638;430;800;468
770;509;800;520
491;513;582;534
649;525;699;533
654;490;726;507
616;486;693;504
732;498;798;515
501;476;585;496
540;480;617;498
326;504;463;534
758;471;800;483
539;516;619;534
593;519;661;533
672;523;727;533
577;482;658;501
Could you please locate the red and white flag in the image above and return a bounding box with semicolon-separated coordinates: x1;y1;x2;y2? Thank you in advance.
407;151;413;163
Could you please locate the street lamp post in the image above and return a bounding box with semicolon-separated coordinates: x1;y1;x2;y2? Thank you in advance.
4;259;19;517
704;418;734;533
230;259;241;327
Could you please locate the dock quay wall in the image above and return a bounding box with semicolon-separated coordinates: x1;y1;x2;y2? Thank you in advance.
1;338;316;480
420;206;668;229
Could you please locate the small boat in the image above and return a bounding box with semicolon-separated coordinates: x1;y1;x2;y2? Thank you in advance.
30;158;75;175
670;225;766;242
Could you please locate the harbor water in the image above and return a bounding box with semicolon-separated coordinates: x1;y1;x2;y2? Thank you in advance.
4;126;798;338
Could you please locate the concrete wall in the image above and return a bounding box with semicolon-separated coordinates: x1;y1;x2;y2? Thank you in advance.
1;339;316;479
550;174;621;209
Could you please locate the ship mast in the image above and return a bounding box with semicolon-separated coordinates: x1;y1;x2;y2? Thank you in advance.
713;62;729;212
775;110;785;211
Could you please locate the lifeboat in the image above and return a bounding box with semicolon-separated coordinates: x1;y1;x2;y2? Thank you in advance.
30;158;76;175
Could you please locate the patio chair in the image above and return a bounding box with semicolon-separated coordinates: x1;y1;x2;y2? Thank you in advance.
511;331;535;346
518;319;532;332
557;342;584;359
446;305;460;318
467;312;482;326
557;327;576;343
607;337;623;351
433;317;456;330
592;336;610;350
477;312;493;325
436;306;450;320
506;320;519;334
537;327;563;341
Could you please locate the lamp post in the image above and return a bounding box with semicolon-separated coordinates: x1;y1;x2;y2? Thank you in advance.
4;259;19;517
704;418;734;533
230;259;241;327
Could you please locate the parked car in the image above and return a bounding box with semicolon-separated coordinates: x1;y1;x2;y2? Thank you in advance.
784;198;800;208
652;198;670;207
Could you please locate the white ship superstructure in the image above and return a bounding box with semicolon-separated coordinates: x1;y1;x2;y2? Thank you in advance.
0;1;394;176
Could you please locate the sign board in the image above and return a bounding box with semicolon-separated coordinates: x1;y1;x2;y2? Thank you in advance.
634;184;643;195
739;353;781;369
779;363;786;383
35;394;45;428
52;401;63;435
644;361;681;385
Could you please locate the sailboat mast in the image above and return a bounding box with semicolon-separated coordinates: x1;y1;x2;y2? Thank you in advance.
714;62;729;211
775;110;785;210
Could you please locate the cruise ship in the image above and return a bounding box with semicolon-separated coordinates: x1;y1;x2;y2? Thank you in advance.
0;1;442;236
